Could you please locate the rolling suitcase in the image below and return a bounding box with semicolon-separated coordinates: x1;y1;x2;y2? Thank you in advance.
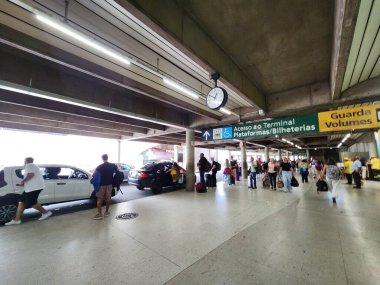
206;174;212;187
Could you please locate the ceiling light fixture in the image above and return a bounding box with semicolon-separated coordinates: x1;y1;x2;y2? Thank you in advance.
163;78;199;99
220;107;232;115
36;14;131;66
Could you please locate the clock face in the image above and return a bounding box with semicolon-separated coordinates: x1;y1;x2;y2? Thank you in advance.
207;87;228;110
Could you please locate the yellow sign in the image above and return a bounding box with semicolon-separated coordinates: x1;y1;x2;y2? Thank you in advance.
318;104;380;132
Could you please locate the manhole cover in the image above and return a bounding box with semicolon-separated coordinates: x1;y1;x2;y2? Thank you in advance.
115;213;139;220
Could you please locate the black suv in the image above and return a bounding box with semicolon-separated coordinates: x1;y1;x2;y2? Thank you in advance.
128;162;186;194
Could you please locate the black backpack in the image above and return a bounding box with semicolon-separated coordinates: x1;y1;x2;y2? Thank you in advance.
316;180;328;192
204;161;212;172
216;162;221;171
112;170;124;191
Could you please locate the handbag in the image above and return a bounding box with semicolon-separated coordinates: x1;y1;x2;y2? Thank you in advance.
277;175;284;188
291;176;299;187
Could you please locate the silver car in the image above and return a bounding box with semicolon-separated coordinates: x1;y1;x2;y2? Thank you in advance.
115;163;134;183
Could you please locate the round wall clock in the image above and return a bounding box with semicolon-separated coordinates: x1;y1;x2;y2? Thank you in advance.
206;87;228;110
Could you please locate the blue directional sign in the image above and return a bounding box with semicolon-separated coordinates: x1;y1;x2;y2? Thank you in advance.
202;128;213;141
222;127;233;139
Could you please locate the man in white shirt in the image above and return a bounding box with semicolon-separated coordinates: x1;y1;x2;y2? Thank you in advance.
5;157;52;226
350;156;362;189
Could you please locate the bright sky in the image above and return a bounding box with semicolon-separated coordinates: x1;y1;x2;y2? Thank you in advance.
0;129;157;171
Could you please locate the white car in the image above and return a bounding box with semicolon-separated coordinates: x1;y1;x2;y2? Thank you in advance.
0;164;119;223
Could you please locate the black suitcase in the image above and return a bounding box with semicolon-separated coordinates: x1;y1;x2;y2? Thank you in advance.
206;174;212;187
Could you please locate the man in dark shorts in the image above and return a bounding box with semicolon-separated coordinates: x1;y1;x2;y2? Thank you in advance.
93;154;117;220
5;157;52;226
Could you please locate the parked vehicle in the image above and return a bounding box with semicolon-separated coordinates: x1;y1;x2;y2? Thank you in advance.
128;161;186;194
0;164;120;224
115;163;134;183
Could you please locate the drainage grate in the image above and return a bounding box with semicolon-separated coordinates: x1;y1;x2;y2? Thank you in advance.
115;213;139;220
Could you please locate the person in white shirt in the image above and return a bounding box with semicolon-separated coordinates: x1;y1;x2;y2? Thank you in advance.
5;157;52;226
248;157;257;189
350;156;362;189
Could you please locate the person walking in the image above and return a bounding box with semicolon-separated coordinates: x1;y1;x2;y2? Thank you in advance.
223;159;231;186
267;158;278;190
350;156;362;189
248;157;257;189
93;154;117;220
210;157;218;187
280;157;294;193
343;157;353;184
5;157;52;226
197;153;208;192
321;158;343;203
299;159;309;183
230;156;238;184
315;160;323;179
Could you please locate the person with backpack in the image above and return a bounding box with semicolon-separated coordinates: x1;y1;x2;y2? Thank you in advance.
93;154;118;219
315;160;323;179
320;158;343;203
299;159;309;183
279;157;294;193
197;153;209;192
350;156;362;189
210;157;220;188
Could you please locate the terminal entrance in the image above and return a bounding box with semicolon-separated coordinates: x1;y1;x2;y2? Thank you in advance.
0;0;380;284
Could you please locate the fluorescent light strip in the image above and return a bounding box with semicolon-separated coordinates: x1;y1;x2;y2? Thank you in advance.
36;14;131;66
163;78;199;99
220;107;232;115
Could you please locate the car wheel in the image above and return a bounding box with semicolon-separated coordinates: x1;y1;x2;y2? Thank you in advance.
0;199;18;224
151;181;162;194
136;186;144;190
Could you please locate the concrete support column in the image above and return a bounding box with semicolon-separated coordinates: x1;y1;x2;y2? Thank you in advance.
174;145;179;162
240;141;248;179
185;129;195;192
306;149;310;161
278;149;282;161
117;139;121;163
265;147;269;162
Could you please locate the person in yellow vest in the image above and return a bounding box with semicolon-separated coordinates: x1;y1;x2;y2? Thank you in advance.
343;157;353;184
371;156;380;181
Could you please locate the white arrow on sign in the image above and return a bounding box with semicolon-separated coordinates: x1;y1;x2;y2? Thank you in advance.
203;130;211;140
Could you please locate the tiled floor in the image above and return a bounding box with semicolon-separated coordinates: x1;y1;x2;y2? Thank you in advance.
1;176;379;285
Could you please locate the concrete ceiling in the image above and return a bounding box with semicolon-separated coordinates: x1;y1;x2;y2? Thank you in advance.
175;0;333;94
0;0;379;151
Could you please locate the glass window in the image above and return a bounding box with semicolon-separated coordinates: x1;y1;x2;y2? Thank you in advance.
69;169;89;180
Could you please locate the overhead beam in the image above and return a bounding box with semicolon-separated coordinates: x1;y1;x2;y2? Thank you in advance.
0;113;133;137
126;128;184;141
0;26;220;121
0;45;192;128
116;0;266;109
260;79;380;119
0;121;122;140
330;0;361;100
0;100;148;134
0;89;165;131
